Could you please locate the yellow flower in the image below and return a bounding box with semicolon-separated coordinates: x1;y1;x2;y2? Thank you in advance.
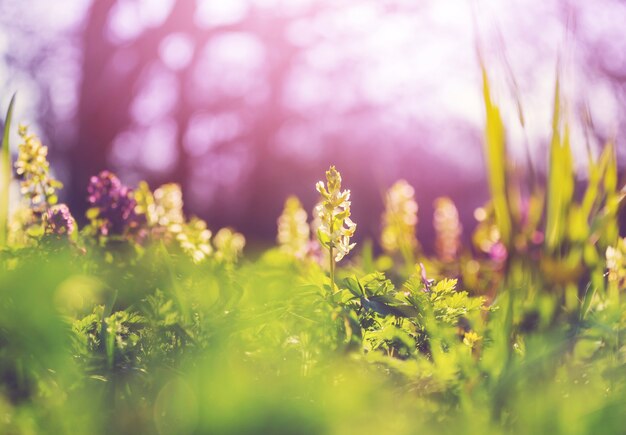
175;217;213;263
153;183;184;227
315;166;356;263
134;181;157;226
463;331;482;348
277;196;310;258
433;197;462;263
606;238;626;289
134;181;218;264
213;227;246;264
381;180;418;256
15;124;62;212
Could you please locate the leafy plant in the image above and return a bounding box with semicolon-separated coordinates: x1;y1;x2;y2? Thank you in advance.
315;165;357;291
0;66;623;435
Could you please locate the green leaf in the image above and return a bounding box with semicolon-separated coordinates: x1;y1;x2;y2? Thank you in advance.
361;295;418;318
0;93;16;248
481;66;512;247
545;76;574;253
603;142;617;195
343;276;364;298
579;282;595;322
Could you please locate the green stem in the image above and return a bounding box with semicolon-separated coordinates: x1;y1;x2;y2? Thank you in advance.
101;289;118;370
329;217;335;292
400;242;415;277
330;246;335;292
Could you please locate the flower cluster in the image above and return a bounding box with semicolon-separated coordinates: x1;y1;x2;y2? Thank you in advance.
133;181;158;226
381;180;418;256
175;217;213;263
606;238;626;290
44;204;76;237
213;227;246;264
433;197;462;263
277;196;310;258
315;166;356;263
135;181;185;234
153;183;185;228
15;124;62;213
134;181;216;262
86;171;142;237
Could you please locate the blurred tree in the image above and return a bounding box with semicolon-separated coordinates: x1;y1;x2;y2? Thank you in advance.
1;0;624;246
66;1;324;223
61;0;480;245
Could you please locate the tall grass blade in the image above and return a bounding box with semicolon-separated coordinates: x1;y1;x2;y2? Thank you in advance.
0;93;16;248
601;142;620;246
545;77;574;254
481;66;512;248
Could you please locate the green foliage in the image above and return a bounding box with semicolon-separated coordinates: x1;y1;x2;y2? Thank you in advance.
405;277;487;325
478;66;624;322
0;68;624;434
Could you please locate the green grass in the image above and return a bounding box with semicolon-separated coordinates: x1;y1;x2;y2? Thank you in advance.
0;73;624;434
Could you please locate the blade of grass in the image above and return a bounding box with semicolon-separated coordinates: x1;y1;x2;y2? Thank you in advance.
481;66;512;248
0;93;16;248
545;77;574;254
600;142;620;248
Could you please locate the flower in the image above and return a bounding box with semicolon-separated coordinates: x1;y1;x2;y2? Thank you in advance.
15;124;62;212
175;217;213;263
134;181;184;236
213;227;246;264
472;204;505;260
153;183;184;228
315;166;356;262
381;180;418;255
44;204;76;237
463;331;482;349
433;197;462;263
606;238;626;289
277;196;310;258
489;242;508;263
133;181;221;264
133;181;158;226
308;200;329;266
86;171;142;237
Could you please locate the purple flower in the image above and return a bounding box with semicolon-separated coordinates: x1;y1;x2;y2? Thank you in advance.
45;204;76;236
489;242;508;263
87;170;124;208
87;171;142;236
419;262;434;292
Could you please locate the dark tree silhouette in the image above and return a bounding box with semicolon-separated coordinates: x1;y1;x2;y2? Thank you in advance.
1;0;624;246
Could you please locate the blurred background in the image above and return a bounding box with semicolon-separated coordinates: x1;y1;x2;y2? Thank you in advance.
0;0;624;249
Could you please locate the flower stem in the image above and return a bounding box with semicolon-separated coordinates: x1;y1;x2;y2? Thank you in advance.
329;246;335;292
329;217;335;292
